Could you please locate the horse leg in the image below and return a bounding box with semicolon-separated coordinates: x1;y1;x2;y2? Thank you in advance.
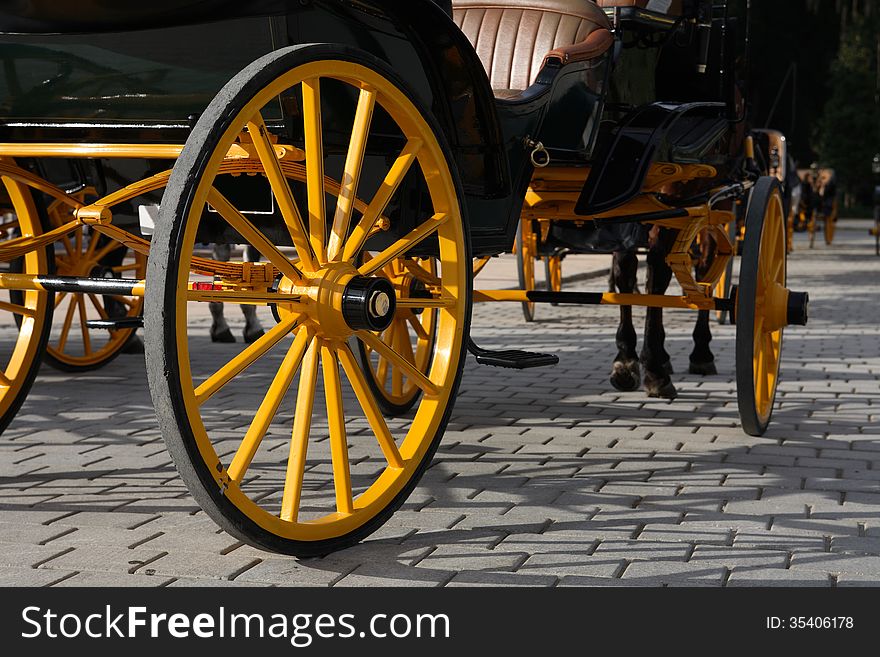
609;250;640;392
641;228;677;399
210;243;235;343
241;245;266;344
689;230;717;375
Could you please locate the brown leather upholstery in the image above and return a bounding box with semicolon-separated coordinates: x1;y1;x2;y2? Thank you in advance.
452;0;612;96
595;0;683;16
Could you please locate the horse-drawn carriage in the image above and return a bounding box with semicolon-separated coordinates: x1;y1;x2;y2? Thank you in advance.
0;0;808;556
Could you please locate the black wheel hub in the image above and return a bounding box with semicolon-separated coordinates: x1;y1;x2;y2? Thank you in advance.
342;276;397;332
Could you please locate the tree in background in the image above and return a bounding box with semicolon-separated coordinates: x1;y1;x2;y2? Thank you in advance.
814;0;880;206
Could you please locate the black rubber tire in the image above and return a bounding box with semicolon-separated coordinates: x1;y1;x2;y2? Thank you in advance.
145;43;472;557
736;177;785;437
2;194;54;435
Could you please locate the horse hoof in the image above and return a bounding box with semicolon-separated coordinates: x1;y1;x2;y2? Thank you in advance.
610;360;641;392
244;327;265;344
644;376;677;400
688;360;717;376
211;327;235;343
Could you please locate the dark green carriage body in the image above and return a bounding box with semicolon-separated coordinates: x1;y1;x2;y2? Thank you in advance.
0;0;533;256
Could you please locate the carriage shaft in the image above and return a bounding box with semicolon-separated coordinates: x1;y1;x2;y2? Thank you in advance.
0;273;145;296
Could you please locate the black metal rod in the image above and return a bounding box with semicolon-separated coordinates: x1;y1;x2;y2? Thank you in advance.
526;291;606;305
37;276;141;296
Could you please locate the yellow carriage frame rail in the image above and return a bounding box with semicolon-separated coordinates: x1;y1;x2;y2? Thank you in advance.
474;162;744;313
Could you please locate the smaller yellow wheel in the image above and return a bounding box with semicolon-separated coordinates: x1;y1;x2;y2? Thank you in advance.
736;177;787;436
45;198;145;372
357;256;438;416
516;220;536;322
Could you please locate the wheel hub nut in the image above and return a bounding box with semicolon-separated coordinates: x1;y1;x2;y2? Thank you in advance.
342;276;397;332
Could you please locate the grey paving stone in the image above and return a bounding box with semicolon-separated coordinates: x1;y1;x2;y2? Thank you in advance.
51;571;174;587
0;566;75;587
726;568;831;587
619;561;727;587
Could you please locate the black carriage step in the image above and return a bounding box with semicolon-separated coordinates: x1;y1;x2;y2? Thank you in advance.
467;338;559;369
85;317;144;330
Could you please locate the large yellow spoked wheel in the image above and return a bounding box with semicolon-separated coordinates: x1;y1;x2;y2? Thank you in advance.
356;256;438;417
0;167;53;434
145;45;471;556
515;219;537;322
735;177;787;437
44;199;145;371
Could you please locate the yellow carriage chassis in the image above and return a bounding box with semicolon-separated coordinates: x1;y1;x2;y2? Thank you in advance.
0;143;807;328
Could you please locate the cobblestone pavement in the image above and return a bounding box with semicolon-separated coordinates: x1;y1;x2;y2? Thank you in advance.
0;220;877;587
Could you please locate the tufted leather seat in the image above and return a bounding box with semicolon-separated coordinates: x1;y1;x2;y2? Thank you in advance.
452;0;613;99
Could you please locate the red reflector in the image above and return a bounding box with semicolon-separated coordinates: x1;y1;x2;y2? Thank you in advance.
192;282;223;291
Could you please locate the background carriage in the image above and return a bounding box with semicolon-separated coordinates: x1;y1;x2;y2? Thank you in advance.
0;0;808;555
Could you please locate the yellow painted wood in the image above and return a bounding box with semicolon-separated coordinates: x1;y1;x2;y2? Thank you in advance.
341;139;422;262
329;87;375;262
195;313;301;406
226;328;311;483
320;342;354;515
280;337;320;523
246;115;316;271
302;78;327;263
338;344;404;469
356;330;438;396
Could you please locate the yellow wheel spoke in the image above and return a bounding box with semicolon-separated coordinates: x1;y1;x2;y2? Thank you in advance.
53;292;68;310
329;86;375;262
0;299;35;317
0;369;11;388
356;330;437;395
302;78;327;263
341;139;423;262
89;239;122;268
396;297;455;309
77;295;92;355
227;328;311;482
321;342;354;515
195;313;301;406
280;336;320;523
246;115;317;271
358;213;449;277
112;262;143;273
407;313;430;341
207;187;302;283
86;294;110;321
57;295;77;351
338;343;404;469
402;258;442;287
